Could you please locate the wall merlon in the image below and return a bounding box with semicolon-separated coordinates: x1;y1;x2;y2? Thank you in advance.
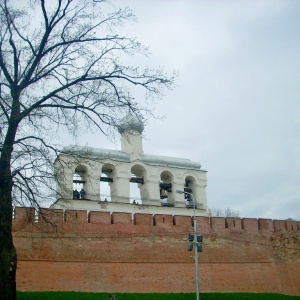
258;219;274;231
226;217;242;230
88;211;111;224
174;215;192;227
112;212;132;224
210;217;226;233
273;220;286;231
153;214;174;226
242;218;259;232
197;217;210;234
65;210;87;223
286;220;300;231
13;207;35;223
134;213;153;226
39;208;64;223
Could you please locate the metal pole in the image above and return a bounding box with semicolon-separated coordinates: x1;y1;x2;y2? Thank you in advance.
176;190;200;300
191;193;200;300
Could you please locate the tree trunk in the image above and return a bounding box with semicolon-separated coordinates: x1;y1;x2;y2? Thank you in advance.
0;121;19;300
0;168;17;300
0;181;17;300
0;241;17;300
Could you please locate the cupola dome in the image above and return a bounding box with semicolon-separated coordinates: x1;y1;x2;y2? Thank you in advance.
118;113;144;134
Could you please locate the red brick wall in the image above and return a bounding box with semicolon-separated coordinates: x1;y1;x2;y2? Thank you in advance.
13;207;300;295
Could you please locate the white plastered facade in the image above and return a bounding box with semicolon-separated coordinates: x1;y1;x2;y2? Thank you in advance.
52;114;208;217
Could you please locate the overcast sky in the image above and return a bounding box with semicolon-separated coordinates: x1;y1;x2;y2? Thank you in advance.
70;0;300;220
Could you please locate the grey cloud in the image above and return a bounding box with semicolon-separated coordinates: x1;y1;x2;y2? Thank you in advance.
72;0;300;221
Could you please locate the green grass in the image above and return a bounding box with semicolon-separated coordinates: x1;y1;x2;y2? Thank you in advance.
16;292;300;300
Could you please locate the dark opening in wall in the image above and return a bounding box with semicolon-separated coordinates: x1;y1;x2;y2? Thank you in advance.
258;219;262;230
225;219;228;228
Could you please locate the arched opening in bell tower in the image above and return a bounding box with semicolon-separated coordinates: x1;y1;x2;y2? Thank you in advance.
73;165;88;200
130;164;145;204
160;171;174;206
100;164;115;201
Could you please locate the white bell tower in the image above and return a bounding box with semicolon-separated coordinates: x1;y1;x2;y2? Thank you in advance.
118;113;144;160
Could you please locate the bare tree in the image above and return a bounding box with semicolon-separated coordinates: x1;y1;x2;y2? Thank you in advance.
0;0;174;298
210;208;240;218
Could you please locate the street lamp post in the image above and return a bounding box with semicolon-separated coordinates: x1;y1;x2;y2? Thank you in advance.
176;190;200;300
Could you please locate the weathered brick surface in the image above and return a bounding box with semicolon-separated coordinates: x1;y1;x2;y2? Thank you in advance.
198;217;210;234
13;207;300;295
17;261;300;295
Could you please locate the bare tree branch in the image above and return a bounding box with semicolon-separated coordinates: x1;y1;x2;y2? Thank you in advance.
0;1;175;298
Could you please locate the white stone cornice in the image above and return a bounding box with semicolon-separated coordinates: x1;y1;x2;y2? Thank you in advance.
61;145;130;162
142;154;201;170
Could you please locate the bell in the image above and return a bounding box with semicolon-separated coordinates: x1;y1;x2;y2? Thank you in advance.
160;189;168;199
